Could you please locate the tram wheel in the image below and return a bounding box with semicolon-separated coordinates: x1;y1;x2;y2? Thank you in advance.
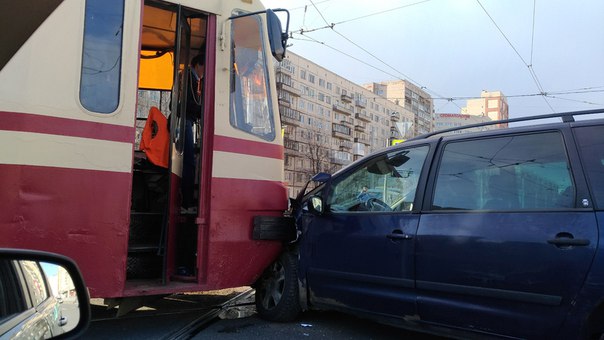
255;251;301;322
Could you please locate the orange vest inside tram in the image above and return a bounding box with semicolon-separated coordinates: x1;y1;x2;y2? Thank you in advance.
140;106;169;168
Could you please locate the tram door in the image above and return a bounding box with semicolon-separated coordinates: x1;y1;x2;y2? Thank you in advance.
128;1;206;285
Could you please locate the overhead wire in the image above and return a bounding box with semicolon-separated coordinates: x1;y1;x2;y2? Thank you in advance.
545;95;602;106
294;0;431;34
290;35;404;83
290;0;333;11
432;88;604;101
287;1;599;112
333;88;604;102
476;0;555;113
530;0;537;66
290;33;463;108
309;0;331;28
300;0;462;109
289;34;604;108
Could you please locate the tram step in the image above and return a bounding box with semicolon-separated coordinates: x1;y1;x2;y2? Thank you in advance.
127;252;162;280
128;244;160;253
130;211;163;216
129;213;163;245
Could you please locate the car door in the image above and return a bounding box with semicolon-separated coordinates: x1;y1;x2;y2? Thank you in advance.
415;130;598;338
299;144;430;318
0;260;55;339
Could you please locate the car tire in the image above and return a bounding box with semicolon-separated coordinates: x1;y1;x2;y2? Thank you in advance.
255;251;301;322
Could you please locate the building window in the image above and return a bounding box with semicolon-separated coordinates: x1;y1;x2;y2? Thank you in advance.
327;82;332;90
300;69;306;80
80;0;125;113
308;73;315;84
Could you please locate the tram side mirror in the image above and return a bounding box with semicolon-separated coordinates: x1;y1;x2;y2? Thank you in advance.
266;9;289;61
0;249;90;339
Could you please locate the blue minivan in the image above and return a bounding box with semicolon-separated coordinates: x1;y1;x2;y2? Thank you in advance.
254;110;604;339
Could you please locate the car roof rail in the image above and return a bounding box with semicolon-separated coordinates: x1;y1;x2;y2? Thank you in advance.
408;108;604;142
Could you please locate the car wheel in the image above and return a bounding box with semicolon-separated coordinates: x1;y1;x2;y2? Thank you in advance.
255;251;301;322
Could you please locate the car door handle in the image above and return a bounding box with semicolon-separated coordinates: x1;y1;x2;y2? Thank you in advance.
547;232;590;248
386;230;413;240
547;238;590;247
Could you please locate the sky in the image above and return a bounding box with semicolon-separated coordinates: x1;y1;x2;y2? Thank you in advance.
260;0;604;119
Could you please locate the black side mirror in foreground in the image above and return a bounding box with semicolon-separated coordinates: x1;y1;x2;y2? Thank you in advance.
0;248;90;339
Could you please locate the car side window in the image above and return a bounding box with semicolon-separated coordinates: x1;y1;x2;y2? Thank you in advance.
328;146;429;212
0;260;27;321
432;132;575;210
19;261;49;307
574;125;604;209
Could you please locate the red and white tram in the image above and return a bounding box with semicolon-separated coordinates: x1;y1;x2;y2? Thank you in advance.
0;0;292;312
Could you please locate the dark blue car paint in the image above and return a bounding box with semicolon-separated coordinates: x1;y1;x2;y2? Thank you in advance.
300;211;418;317
415;211;597;338
294;119;604;338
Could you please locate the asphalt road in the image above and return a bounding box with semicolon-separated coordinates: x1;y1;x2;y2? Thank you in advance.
83;290;446;339
196;310;445;340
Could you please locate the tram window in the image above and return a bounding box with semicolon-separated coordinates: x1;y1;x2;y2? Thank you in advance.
80;0;125;114
230;13;276;141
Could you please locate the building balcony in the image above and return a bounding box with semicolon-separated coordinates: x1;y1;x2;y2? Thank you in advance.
354;121;367;131
339;140;353;150
353;142;365;157
276;65;293;74
355;110;372;122
278;97;291;108
283;138;300;152
341;93;353;103
280;106;303;127
355;98;367;108
333;130;353;140
280;83;301;97
330;156;350;165
354;134;370;145
333;103;353;116
332;123;352;140
390;111;401;122
340;116;354;126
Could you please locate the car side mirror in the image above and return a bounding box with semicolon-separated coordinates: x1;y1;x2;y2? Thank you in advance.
308;195;324;215
0;249;90;339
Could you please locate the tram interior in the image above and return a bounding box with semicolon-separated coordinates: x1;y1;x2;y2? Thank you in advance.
128;1;206;285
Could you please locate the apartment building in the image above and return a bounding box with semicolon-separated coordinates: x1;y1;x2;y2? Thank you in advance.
462;90;509;123
434;113;494;134
275;52;416;197
363;80;434;136
432;90;509;135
